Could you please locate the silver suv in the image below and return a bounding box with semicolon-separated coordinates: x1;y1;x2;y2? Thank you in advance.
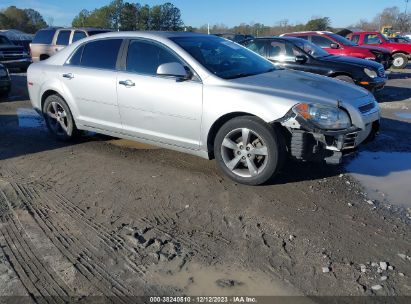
30;27;111;62
27;32;380;185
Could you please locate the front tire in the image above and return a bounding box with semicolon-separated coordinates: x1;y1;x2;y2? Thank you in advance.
214;116;285;185
392;53;408;69
43;94;78;141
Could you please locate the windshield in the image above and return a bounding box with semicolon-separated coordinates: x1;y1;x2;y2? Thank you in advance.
328;33;358;46
291;39;330;58
0;36;13;45
170;35;275;79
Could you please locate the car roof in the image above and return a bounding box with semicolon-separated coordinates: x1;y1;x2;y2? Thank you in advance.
247;36;309;43
81;31;211;40
280;31;334;36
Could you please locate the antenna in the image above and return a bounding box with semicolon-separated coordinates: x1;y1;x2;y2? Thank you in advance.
406;0;410;14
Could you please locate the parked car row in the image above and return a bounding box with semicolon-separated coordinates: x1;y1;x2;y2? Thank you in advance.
241;36;387;92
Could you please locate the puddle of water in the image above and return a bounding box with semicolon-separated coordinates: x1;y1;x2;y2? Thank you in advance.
16;108;45;129
108;139;159;150
346;151;411;208
150;263;300;296
394;112;411;120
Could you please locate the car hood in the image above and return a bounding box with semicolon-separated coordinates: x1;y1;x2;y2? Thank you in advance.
320;55;382;69
227;69;370;107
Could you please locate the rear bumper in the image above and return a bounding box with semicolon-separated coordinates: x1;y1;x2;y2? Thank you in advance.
0;58;32;70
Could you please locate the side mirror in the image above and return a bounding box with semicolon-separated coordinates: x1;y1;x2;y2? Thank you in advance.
330;43;340;49
157;62;189;79
295;55;308;64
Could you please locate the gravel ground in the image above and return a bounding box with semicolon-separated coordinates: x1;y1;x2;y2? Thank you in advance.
0;69;410;303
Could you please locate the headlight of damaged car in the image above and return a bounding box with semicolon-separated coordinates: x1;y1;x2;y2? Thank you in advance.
293;103;351;130
364;68;377;78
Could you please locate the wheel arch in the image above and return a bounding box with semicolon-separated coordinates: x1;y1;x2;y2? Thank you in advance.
329;71;353;79
392;51;409;56
41;90;62;112
207;112;258;159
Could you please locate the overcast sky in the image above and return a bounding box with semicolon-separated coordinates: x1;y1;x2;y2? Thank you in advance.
1;0;409;27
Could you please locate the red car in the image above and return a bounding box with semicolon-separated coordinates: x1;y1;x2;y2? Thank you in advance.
346;31;411;69
281;31;392;69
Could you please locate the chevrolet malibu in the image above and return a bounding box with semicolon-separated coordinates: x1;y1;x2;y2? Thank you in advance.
27;32;380;185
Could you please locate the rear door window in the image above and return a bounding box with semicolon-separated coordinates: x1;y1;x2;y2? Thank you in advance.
80;39;122;69
311;35;333;48
56;30;71;46
32;29;56;44
245;40;267;56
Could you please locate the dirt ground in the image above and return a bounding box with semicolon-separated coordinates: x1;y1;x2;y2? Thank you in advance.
0;68;410;303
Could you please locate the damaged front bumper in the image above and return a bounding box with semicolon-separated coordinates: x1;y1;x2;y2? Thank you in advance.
276;104;380;165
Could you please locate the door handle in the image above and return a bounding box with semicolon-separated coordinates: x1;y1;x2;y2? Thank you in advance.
119;80;135;87
62;73;74;79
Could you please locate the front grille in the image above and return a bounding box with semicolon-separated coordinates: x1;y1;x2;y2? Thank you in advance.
358;102;376;114
343;132;358;149
0;51;26;60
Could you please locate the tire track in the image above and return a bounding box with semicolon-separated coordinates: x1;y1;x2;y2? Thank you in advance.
12;182;148;300
0;192;71;303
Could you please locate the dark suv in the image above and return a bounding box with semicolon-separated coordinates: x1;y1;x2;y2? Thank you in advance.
241;37;387;92
0;34;32;72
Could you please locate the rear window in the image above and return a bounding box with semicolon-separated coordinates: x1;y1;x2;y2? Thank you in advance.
79;39;122;69
87;30;111;36
56;30;71;46
33;29;56;44
72;31;87;43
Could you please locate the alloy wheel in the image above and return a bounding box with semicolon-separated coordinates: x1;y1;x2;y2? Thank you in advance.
220;128;269;178
46;101;69;136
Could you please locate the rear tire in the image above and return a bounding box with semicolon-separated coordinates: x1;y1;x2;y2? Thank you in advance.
214;116;286;185
392;53;408;69
335;75;354;84
43;94;78;141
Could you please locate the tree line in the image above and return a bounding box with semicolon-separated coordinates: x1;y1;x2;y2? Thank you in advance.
0;2;410;36
0;6;47;33
72;0;184;31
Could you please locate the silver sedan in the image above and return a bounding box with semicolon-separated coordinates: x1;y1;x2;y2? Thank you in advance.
27;32;380;185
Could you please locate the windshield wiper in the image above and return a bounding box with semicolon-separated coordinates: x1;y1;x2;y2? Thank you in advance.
225;68;276;80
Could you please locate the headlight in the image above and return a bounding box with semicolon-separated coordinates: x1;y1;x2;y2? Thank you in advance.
293;103;351;130
0;68;7;77
364;68;377;78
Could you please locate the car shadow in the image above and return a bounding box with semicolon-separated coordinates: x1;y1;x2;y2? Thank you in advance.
0;113;111;161
388;71;411;80
375;85;411;103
